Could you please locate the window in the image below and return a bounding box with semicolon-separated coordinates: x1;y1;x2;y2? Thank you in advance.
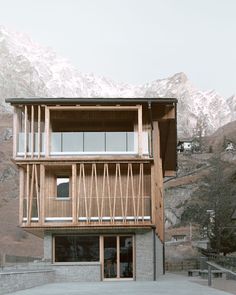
54;236;99;262
56;177;69;198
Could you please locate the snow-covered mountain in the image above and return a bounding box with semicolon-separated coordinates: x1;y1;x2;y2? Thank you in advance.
0;26;235;136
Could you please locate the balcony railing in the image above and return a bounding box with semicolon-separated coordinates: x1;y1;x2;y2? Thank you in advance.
20;163;152;227
17;131;150;157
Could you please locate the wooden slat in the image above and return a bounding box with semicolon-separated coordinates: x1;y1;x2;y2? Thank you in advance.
26;164;29;224
129;164;136;222
72;164;77;224
77;164;82;220
105;164;112;219
40;164;45;225
28;164;35;224
117;164;124;222
81;164;88;222
24;105;28;158
88;164;94;221
13;107;18;158
19;167;24;224
45;106;50;157
138;105;143;156
112;164;118;223
35;164;40;219
38;105;41;159
94;164;100;220
125;164;130;222
31;105;34;158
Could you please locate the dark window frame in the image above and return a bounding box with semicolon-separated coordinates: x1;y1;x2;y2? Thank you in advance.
53;235;100;263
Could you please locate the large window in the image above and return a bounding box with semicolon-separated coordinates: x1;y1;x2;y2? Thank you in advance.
54;236;99;262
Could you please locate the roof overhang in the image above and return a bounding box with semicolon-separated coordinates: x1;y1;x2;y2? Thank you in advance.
5;97;177;105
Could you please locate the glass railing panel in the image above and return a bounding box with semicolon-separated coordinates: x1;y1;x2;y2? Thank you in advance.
127;132;135;152
62;132;83;152
106;132;127;152
142;131;149;155
84;132;105;152
18;132;24;153
51;132;61;153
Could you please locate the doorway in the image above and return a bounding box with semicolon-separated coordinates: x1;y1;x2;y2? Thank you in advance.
103;235;134;280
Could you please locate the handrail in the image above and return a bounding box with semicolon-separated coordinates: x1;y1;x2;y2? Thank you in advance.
206;261;236;286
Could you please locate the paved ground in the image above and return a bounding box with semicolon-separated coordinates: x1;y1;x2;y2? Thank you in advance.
6;273;235;295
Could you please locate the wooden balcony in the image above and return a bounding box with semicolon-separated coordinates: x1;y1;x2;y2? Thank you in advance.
19;162;153;228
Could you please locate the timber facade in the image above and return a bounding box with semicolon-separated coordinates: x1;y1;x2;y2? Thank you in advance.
7;97;177;281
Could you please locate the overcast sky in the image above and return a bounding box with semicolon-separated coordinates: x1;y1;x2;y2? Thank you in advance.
0;0;235;97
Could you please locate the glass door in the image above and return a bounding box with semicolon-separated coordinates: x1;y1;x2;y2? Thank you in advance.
103;235;133;280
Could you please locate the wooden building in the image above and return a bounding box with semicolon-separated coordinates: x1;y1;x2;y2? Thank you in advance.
6;97;177;281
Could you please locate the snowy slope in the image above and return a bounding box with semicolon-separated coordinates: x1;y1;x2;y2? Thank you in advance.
0;26;235;136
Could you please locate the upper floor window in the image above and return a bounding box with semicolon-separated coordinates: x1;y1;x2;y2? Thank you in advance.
56;176;70;199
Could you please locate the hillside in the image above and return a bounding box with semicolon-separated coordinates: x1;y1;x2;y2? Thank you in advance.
0;112;43;257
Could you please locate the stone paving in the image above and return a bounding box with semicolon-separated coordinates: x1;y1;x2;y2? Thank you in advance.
6;273;234;295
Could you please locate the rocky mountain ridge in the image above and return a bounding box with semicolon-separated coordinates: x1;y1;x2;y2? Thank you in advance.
0;26;236;136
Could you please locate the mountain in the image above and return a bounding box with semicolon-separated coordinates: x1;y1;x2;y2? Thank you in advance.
0;25;236;136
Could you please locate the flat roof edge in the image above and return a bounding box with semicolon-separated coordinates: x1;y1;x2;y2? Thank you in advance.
5;97;178;105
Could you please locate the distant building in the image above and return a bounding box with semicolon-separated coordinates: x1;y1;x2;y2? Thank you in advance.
171;234;187;242
177;140;192;153
225;141;235;151
177;138;201;153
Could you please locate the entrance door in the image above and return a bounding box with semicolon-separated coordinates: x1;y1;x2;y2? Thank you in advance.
103;235;133;280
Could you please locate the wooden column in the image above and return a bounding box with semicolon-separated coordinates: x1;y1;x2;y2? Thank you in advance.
151;121;164;241
24;105;28;158
45;106;50;157
40;164;45;225
138;105;143;156
26;164;30;225
31;105;34;158
37;105;41;158
13;107;18;158
72;164;77;224
19;167;24;225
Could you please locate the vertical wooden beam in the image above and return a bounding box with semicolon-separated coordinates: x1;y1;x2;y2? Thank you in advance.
100;236;104;280
77;164;82;221
31;105;34;158
117;236;120;279
94;164;100;220
125;164;130;222
117;164;124;222
35;164;40;219
40;164;45;225
129;164;136;221
89;164;94;221
81;164;88;222
138;105;143;156
45;106;50;157
101;164;105;222
113;164;118;223
26;164;29;224
105;164;112;220
28;164;35;224
19;167;24;225
152;121;164;241
13;107;18;158
24;105;28;158
72;164;77;224
38;105;41;158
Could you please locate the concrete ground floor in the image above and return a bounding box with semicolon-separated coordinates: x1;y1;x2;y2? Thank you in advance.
43;228;163;281
5;273;235;295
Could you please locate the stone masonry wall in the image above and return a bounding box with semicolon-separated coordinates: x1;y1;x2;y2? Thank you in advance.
0;270;55;295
